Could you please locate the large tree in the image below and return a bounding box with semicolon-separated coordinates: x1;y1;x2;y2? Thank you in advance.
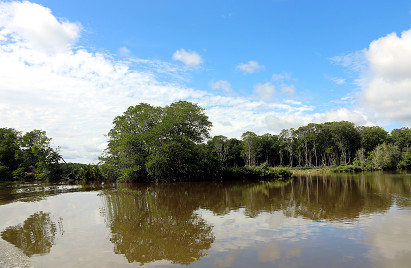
0;128;61;180
100;101;212;181
15;130;61;180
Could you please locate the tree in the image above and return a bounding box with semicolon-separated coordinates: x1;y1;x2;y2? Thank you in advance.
225;138;244;168
241;131;258;166
390;127;411;152
208;135;229;166
14;130;61;180
101;101;212;181
0;128;20;180
370;143;401;170
357;126;388;154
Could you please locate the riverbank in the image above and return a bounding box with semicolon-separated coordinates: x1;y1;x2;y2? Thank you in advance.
0;239;32;268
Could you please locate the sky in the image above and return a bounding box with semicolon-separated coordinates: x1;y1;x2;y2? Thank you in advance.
1;0;411;163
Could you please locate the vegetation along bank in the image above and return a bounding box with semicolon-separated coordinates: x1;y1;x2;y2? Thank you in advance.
1;101;411;182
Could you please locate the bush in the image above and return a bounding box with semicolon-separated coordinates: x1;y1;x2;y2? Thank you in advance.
370;143;401;170
223;165;292;180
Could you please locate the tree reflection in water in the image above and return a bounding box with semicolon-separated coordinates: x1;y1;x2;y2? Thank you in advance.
1;212;62;256
99;174;410;265
100;186;215;265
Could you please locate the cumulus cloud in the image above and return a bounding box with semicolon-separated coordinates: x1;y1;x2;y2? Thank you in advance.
172;48;203;67
254;82;275;101
0;1;81;54
210;80;232;95
236;60;263;73
0;1;374;163
358;29;411;124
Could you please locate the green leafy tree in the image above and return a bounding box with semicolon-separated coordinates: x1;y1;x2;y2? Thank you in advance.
390;127;411;152
14;130;61;180
357;126;388;154
370;143;401;170
101;101;212;181
225;138;244;168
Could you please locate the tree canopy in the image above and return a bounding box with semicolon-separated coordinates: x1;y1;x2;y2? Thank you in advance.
0;128;61;180
100;101;214;181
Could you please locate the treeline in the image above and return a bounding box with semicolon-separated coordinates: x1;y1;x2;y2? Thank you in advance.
0;128;101;181
2;101;411;182
99;101;290;182
213;121;411;171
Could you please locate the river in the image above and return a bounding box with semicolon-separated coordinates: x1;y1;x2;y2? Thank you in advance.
0;172;410;267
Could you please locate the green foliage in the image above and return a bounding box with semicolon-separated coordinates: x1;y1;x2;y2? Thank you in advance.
223;165;292;180
370;143;401;170
0;128;20;180
398;151;411;169
331;165;363;173
357;126;388;154
390;127;411;152
100;101;213;181
59;163;103;181
0;128;61;180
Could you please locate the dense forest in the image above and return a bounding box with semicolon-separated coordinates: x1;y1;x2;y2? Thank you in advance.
1;101;411;182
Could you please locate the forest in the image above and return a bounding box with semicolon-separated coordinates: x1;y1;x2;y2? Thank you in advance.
1;101;411;182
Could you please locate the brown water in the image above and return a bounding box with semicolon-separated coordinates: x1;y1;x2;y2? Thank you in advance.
0;172;410;267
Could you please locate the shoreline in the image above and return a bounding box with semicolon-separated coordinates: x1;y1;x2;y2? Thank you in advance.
0;239;32;268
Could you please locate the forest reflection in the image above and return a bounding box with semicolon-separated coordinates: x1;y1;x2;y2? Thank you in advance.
1;211;63;256
99;173;410;265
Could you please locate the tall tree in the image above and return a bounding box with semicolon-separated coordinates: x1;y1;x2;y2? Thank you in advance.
241;131;258;166
101;101;212;181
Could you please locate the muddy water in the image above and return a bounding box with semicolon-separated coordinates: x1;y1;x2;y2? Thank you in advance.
0;172;410;267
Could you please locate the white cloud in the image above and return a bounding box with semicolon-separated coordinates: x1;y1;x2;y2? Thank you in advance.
272;72;291;81
210;80;232;95
236;60;263;73
324;74;346;85
0;1;375;163
330;50;366;72
365;210;411;267
254;82;275;101
280;84;295;95
358;29;411;125
118;46;130;56
0;1;81;54
172;48;203;67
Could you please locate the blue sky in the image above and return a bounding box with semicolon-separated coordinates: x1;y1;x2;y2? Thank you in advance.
1;0;411;162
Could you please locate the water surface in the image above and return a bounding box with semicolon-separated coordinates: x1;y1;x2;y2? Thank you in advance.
0;172;410;267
